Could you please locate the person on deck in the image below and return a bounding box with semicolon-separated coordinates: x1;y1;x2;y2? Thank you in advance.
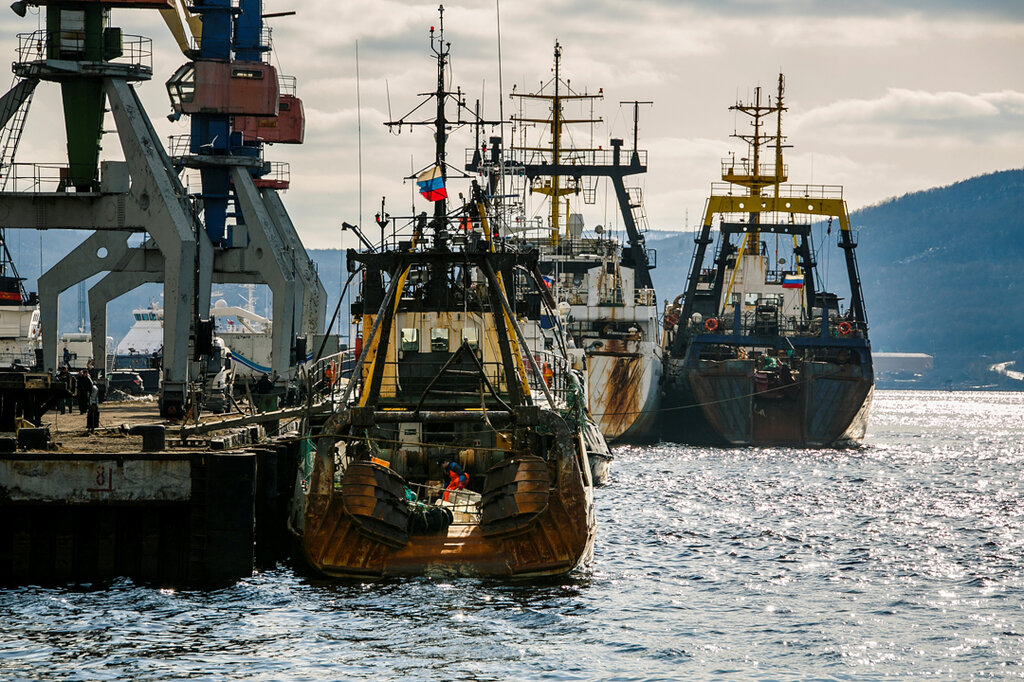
256;373;273;394
76;370;94;415
442;461;469;501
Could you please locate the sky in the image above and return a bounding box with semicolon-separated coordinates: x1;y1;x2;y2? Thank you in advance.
2;0;1023;250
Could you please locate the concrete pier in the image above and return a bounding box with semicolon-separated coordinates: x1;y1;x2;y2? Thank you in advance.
0;402;300;587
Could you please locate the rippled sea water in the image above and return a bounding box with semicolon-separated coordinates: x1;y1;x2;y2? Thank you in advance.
2;390;1023;681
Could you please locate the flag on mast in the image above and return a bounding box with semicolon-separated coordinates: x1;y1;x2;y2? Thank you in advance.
782;273;804;289
416;165;447;202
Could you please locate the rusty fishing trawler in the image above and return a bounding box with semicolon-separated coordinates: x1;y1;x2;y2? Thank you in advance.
466;43;661;446
662;75;873;447
290;11;595;578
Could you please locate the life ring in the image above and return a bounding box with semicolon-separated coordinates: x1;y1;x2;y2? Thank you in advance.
704;318;718;332
664;313;679;330
838;321;853;336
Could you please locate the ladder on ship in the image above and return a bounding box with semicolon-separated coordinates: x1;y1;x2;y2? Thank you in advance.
0;76;38;191
625;185;650;234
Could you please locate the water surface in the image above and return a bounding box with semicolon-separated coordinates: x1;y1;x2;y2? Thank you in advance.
2;390;1022;680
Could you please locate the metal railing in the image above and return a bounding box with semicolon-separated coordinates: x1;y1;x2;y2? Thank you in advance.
329;346;580;414
167;134;192;158
720;159;787;180
0;163;86;193
635;287;656;306
301;349;356;405
405;482;481;520
524;347;579;411
278;74;297;97
255;161;290;188
467;146;647;170
16;30;152;74
710;182;844;201
695;309;866;340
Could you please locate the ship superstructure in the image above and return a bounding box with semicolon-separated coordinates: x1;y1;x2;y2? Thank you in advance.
662;75;873;447
0;228;40;369
291;10;595;578
467;43;661;444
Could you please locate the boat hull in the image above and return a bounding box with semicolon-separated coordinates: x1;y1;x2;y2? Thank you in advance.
587;339;661;444
663;356;874;448
298;412;595;579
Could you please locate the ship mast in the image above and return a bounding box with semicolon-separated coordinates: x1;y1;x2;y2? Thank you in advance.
385;5;499;246
724;76;788;253
510;42;602;244
430;6;450;228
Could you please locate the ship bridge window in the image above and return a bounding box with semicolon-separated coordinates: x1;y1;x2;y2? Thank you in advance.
462;327;479;350
744;293;759;307
430;328;450;352
401;328;419;352
166;63;196;110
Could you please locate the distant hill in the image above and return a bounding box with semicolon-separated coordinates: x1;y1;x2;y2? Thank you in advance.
646;168;1024;388
9;169;1023;388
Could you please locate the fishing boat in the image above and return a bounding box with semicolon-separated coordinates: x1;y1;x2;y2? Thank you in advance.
467;42;661;445
661;75;873;447
290;12;595;579
0;228;40;369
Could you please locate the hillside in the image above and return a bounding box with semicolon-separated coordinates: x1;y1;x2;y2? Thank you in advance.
9;169;1023;388
646;168;1024;387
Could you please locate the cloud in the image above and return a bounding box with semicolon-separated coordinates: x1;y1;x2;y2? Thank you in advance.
793;89;1024;143
1;1;1023;249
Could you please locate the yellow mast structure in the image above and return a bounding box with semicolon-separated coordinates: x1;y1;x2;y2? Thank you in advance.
510;42;602;244
722;74;788;255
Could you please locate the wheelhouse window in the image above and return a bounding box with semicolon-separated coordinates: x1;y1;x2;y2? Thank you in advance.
462;327;479;349
430;328;450;352
744;292;759;306
401;328;419;352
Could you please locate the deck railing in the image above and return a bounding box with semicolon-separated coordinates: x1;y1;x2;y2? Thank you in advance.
15;30;153;75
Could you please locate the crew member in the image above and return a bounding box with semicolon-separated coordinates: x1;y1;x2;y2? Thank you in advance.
76;370;94;415
442;461;469;501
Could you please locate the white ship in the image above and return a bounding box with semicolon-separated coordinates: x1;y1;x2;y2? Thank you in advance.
0;228;40;369
113;296;277;381
113;303;164;368
467;43;661;443
210;297;274;379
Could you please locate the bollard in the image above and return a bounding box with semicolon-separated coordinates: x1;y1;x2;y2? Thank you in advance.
17;427;50;451
129;424;166;452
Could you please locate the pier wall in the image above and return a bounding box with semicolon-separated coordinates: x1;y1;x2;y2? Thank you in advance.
0;445;298;587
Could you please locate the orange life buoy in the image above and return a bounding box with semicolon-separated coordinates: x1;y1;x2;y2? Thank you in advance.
838;321;853;336
704;318;718;332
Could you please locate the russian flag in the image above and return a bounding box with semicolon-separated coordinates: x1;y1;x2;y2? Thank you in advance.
782;273;804;289
541;275;554;288
416;165;447;202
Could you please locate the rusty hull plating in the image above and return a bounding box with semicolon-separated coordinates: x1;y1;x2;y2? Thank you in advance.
301;410;594;579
